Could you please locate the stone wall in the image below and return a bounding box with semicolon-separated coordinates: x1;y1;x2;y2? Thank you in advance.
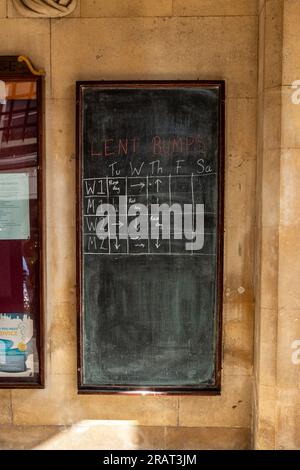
0;0;258;449
253;0;283;449
254;0;300;450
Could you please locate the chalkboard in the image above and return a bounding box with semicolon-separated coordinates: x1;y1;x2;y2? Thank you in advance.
77;81;225;393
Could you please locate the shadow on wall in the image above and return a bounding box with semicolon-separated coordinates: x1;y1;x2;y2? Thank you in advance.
0;420;139;450
0;420;251;450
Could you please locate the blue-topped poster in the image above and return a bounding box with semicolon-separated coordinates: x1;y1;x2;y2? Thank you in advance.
0;313;34;376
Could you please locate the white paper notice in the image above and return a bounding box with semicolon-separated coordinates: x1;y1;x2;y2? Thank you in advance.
0;173;30;240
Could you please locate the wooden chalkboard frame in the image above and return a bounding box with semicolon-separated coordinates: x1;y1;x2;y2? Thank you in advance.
0;56;45;389
76;80;225;395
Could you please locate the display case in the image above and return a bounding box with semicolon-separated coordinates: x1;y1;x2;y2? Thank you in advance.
0;56;44;387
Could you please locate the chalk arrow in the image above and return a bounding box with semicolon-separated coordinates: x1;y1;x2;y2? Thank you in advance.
155;239;161;249
114;242;120;250
154;179;162;191
130;182;145;190
112;221;124;227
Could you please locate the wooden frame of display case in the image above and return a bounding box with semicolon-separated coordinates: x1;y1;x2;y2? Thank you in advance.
0;56;45;388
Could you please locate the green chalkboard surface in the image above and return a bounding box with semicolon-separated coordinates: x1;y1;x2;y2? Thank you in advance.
77;81;225;393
